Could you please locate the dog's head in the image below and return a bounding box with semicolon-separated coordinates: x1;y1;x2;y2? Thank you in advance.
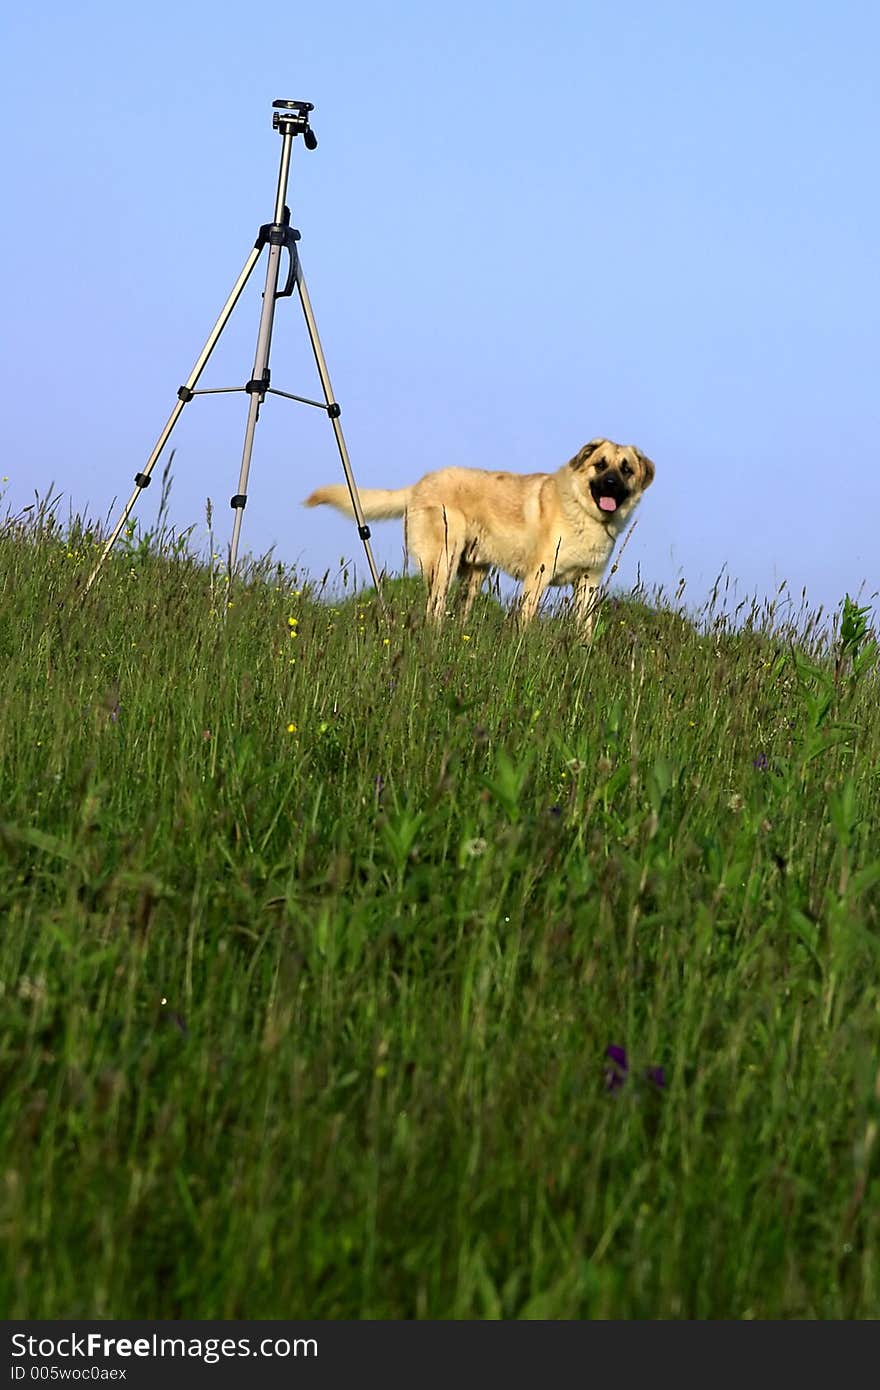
568;438;655;521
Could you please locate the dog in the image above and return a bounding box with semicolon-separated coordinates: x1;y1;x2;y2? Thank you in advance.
304;438;655;633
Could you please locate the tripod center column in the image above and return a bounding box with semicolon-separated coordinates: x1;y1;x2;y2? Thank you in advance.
273;130;294;224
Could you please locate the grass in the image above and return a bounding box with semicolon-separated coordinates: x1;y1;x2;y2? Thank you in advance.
2;493;880;1319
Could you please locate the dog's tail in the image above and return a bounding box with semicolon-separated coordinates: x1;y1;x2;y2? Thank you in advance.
303;483;411;519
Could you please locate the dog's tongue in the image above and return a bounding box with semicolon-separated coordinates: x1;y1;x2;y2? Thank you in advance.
599;496;618;512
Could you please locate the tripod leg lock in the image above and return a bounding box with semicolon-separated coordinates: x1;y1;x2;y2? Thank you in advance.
358;525;371;541
230;495;247;510
134;472;152;489
327;402;341;419
177;385;195;403
246;371;271;396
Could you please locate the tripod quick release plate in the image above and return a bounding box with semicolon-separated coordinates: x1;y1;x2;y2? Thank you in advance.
272;99;317;148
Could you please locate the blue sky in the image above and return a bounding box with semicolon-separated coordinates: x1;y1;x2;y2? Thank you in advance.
2;1;878;619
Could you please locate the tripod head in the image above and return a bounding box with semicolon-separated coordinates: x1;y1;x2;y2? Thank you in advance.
272;99;318;150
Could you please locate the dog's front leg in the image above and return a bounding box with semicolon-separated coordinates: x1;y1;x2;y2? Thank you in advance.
574;574;601;640
518;564;551;628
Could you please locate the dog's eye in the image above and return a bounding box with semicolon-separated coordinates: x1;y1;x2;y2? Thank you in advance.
594;459;607;472
621;461;633;477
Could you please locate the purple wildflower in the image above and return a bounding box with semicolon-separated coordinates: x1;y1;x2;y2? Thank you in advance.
752;753;769;772
605;1044;629;1092
605;1045;667;1094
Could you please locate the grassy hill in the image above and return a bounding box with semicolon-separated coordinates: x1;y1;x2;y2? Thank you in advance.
2;505;879;1318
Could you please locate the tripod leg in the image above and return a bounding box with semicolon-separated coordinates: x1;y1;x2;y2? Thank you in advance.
294;261;386;608
227;236;286;577
82;244;264;598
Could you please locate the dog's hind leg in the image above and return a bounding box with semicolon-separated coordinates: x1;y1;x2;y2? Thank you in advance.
407;506;464;625
458;562;484;624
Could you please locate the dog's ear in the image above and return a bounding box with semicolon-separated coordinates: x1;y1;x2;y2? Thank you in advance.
633;447;656;489
569;439;605;470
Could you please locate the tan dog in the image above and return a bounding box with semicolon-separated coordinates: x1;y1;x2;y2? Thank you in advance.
304;438;655;633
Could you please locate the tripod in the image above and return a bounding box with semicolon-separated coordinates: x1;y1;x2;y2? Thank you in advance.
83;99;384;604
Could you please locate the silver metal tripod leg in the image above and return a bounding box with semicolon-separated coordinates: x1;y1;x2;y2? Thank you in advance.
83;244;264;597
227;237;285;577
295;260;386;605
